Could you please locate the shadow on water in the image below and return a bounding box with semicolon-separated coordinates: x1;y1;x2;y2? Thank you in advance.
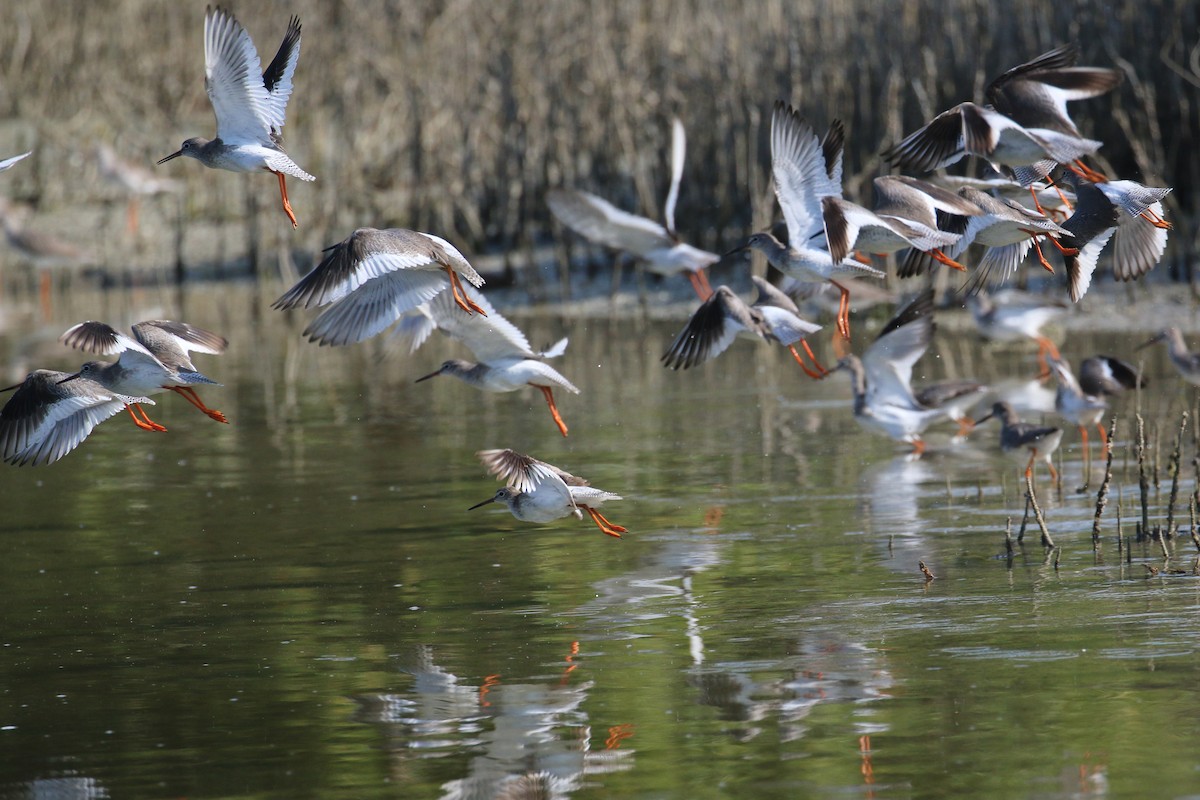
0;281;1199;798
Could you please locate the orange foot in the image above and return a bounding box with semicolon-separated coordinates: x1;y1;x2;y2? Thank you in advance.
126;403;167;432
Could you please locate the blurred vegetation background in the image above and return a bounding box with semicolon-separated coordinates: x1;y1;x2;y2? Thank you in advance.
0;0;1195;282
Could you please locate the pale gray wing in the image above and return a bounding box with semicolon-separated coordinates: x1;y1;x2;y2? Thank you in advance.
389;305;438;354
301;269;450;346
756;305;821;346
424;284;540;362
771;102;838;243
663;117;686;235
1110;201;1168;282
862;292;934;404
0;370;152;466
0;151;32;172
1066;226;1115;302
546;188;672;255
477;448;570;494
134;320;228;356
61;321;158;360
661;287;757;370
204;6;274;144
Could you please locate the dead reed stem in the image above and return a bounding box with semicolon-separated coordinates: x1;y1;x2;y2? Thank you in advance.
1091;415;1118;549
1164;411;1188;543
1025;472;1054;549
1136;413;1151;542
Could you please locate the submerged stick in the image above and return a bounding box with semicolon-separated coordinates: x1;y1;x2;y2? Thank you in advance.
1165;412;1188;545
1193;454;1200;525
1025;471;1054;549
1018;491;1032;543
1191;496;1200;553
1136;414;1150;544
1091;415;1118;548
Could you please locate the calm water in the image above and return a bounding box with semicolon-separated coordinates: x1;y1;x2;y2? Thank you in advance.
1;282;1199;799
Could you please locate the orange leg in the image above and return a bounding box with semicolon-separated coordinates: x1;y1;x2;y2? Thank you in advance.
1032;230;1080;255
830;279;851;340
126;197;141;237
1072;159;1108;183
955;416;975;437
536;385;569;437
910;438;927;457
1047;458;1059;484
1045;180;1074;214
1140;208;1172;230
1097;423;1108;447
39;271;52;322
591;508;627;533
799;339;829;376
787;345;824;379
1035;335;1061;361
125;403;167;432
167;385;228;423
1027;237;1056;273
583;506;625;537
928;248;967;272
271;170;299;229
443;265;488;316
687;269;714;301
1078;424;1094;477
1029;186;1048;215
1034;335;1060;380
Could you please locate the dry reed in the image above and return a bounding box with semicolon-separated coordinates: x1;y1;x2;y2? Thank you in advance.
0;0;1194;281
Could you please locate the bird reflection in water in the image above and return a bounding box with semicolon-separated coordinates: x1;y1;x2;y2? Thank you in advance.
351;645;633;798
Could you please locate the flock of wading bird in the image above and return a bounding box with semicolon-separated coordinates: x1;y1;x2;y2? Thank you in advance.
0;8;1188;538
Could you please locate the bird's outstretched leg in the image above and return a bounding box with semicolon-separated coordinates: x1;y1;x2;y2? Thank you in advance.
536;385;569;437
928;249;967;271
1042;180;1074;215
830;279;852;340
1034;336;1061;380
1140;207;1172;230
166;385;229;423
1069;159;1108;183
1042;234;1078;256
582;506;626;537
443;265;489;316
1024;236;1057;273
687;269;714;301
271;170;299;229
787;343;827;379
125;403;167;432
126;197;142;237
